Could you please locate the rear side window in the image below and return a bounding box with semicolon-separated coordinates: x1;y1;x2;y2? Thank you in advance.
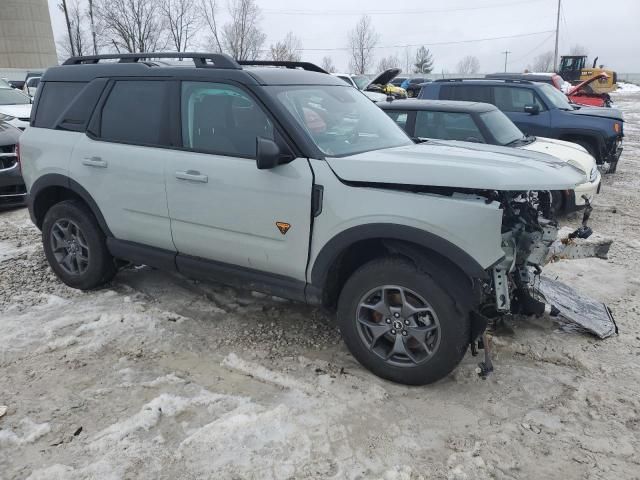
415;111;485;142
34;82;86;128
99;81;169;146
493;86;546;112
440;84;492;103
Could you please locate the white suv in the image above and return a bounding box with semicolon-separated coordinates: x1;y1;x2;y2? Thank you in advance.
20;53;588;385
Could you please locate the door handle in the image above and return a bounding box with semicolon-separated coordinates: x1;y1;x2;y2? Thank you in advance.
82;156;108;168
175;170;208;183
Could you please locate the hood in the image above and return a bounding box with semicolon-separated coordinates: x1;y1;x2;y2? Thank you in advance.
367;68;401;88
568;73;608;95
364;91;387;102
569;105;623;121
326;142;586;191
520;137;595;175
0;121;22;144
0;103;32;119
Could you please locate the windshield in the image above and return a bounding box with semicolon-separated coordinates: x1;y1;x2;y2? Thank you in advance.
352;75;370;90
0;88;30;105
269;85;413;157
480;110;524;146
539;83;572;110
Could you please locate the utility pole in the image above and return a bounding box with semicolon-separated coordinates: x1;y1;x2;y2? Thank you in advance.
502;50;511;72
59;0;76;57
553;0;561;71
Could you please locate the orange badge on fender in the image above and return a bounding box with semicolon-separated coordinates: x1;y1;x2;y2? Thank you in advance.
276;222;291;235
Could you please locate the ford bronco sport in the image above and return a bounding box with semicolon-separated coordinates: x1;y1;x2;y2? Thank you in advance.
20;53;588;385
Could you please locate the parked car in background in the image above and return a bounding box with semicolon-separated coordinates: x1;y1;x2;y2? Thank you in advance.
334;73;387;102
1;78;13;89
485;72;564;89
419;78;624;172
0;120;25;207
401;77;430;97
0;88;32;130
23;76;41;98
24;71;43;85
379;99;600;211
391;76;407;87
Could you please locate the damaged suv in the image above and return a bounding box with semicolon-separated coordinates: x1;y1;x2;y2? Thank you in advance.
21;54;589;385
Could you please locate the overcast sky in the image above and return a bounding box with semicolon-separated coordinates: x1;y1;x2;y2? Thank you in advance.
46;0;640;74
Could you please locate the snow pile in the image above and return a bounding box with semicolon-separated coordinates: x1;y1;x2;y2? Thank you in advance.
613;82;640;93
0;418;51;446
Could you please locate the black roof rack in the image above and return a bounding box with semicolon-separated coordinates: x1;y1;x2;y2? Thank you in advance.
434;77;534;85
62;52;241;69
237;60;327;74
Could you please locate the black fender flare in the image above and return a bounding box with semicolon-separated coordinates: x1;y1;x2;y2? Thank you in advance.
309;223;489;294
28;173;112;236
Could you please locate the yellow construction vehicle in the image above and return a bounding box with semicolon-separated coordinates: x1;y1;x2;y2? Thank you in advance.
558;55;617;94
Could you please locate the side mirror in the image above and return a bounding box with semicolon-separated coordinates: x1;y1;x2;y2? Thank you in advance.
524;104;540;115
256;137;289;170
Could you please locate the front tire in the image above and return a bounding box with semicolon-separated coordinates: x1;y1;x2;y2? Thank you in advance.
337;257;469;385
42;200;116;290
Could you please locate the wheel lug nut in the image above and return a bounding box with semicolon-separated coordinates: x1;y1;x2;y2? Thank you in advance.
385;318;391;324
402;330;408;336
394;313;400;318
391;329;396;335
404;320;410;325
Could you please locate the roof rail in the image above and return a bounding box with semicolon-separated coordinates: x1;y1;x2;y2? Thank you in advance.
237;60;327;74
62;52;241;69
434;78;533;85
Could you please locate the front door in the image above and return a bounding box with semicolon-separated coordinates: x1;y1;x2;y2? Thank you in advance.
494;86;551;137
165;81;314;282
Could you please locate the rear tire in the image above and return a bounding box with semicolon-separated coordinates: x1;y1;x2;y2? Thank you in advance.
337;257;469;385
42;200;116;290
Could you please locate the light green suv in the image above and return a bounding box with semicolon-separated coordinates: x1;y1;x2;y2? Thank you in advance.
20;53;588;385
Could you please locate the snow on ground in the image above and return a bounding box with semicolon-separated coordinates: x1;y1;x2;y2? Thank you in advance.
613;81;640;94
1;91;640;479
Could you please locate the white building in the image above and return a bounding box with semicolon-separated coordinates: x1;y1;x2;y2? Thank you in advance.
0;0;57;69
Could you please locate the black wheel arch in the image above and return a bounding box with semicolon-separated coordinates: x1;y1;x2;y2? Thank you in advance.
28;173;112;236
307;223;488;309
557;130;606;161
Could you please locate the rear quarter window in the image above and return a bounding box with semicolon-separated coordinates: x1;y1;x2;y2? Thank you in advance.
440;84;492;103
34;82;87;128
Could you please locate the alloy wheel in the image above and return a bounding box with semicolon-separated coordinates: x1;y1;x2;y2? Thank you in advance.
50;219;90;275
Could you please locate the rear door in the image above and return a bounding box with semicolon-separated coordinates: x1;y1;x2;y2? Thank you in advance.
164;81;314;282
68;79;175;251
492;86;551;136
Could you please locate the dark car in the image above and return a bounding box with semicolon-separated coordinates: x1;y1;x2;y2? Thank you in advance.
0;120;25;207
390;76;407;87
485;72;564;89
401;77;430;97
419;78;624;172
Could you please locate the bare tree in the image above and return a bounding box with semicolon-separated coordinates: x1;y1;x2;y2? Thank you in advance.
456;55;480;75
95;0;167;53
58;0;76;56
223;0;266;60
570;44;588;56
530;51;555;72
269;32;302;62
321;56;336;73
413;46;434;73
58;0;90;57
348;15;379;74
377;54;401;72
198;0;223;52
161;0;199;52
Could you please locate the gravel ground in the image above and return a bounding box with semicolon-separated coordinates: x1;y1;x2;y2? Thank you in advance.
1;89;639;480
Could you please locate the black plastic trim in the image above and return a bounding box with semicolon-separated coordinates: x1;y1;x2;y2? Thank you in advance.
106;238;177;271
177;254;307;302
310;223;489;291
28;173;113;236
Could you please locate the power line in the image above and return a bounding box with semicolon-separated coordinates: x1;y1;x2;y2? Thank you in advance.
262;0;548;16
293;30;556;52
507;32;555;65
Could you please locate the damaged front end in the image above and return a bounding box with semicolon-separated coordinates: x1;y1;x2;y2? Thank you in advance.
472;191;615;376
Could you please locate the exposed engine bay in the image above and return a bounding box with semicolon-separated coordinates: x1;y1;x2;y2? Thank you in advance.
471;190;615;376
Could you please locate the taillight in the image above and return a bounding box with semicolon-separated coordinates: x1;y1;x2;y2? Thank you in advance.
15;142;21;174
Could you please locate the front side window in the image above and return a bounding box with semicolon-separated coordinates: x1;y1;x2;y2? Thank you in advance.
100;81;168;145
493;86;546;112
268;85;412;157
538;83;573;110
181;82;274;158
415;111;485;143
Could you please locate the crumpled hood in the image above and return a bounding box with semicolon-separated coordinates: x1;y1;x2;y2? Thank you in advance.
520;137;595;176
570;106;623;121
326;142;586;191
0;104;32;120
